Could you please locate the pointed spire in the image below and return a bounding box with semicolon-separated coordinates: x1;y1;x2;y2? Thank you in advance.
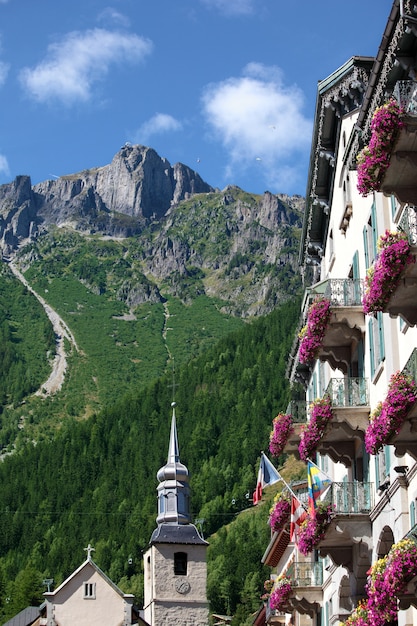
167;402;180;465
156;402;191;525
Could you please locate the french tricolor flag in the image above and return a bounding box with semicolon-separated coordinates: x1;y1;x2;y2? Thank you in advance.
253;452;282;505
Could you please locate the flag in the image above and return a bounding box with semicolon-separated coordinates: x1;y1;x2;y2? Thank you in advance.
253;452;282;504
290;495;307;543
307;460;332;518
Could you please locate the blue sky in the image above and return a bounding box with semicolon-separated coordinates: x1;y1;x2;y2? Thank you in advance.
0;0;393;196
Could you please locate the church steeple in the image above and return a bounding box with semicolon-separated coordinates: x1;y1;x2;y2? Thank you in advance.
156;402;191;525
144;401;208;626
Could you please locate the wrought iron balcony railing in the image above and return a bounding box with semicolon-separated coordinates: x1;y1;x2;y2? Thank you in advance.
322;278;364;307
286;400;307;423
398;205;417;246
265;601;286;623
323;481;373;514
286;562;323;587
325;378;369;408
394;80;417;116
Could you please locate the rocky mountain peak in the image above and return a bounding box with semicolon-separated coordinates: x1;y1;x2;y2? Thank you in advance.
0;145;214;253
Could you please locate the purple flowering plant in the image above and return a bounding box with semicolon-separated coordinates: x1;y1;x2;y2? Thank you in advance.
298;395;333;462
268;492;291;532
297;501;333;556
365;370;417;454
269;575;292;611
269;412;294;457
364;538;417;626
362;230;414;315
357;99;404;196
298;298;332;365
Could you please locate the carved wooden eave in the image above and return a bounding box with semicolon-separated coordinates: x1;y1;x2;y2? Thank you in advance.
387;400;417;459
282;423;303;460
384;250;417;325
262;528;290;568
301;60;372;270
317;307;364;373
317;407;369;466
288;588;322;618
318;517;372;573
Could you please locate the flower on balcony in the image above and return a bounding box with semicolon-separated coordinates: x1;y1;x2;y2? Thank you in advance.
260;578;274;601
298;298;332;364
269;575;292;611
298;395;333;462
269;412;294;457
297;501;333;556
365;370;417;454
362;230;414;315
344;600;369;626
365;538;417;626
356;99;404;196
268;492;291;532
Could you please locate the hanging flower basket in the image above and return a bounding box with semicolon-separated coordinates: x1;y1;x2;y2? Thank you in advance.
357;99;404;196
298;395;333;462
298;298;332;364
297;501;333;556
269;576;292;611
268;492;291;532
365;370;417;454
269;412;294;457
362;230;414;315
365;538;417;626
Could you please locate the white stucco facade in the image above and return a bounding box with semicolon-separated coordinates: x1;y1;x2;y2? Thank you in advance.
263;2;417;625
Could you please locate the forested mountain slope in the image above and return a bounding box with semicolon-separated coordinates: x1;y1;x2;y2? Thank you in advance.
0;298;300;623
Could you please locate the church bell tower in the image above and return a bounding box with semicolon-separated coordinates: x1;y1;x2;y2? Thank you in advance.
143;402;208;626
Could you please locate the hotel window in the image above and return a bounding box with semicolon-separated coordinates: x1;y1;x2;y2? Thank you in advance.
375;445;391;489
84;582;96;599
410;500;416;528
368;312;385;378
363;202;378;268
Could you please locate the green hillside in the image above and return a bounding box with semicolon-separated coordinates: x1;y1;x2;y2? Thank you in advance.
0;298;300;623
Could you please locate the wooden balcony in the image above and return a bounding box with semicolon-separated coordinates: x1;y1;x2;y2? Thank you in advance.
318;482;373;583
286;562;323;617
316;378;370;466
386;348;417;459
384;204;417;326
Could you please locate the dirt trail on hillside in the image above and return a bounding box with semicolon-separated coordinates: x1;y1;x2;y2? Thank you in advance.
8;260;79;396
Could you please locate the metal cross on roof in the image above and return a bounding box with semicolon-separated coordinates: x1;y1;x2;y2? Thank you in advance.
84;543;95;559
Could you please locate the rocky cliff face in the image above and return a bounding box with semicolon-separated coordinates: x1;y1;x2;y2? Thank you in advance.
0;145;214;253
0;146;305;317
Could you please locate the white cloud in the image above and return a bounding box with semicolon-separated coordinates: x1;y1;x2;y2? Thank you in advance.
19;28;153;105
201;63;312;190
200;0;254;16
0;154;10;177
135;113;182;144
97;7;131;28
